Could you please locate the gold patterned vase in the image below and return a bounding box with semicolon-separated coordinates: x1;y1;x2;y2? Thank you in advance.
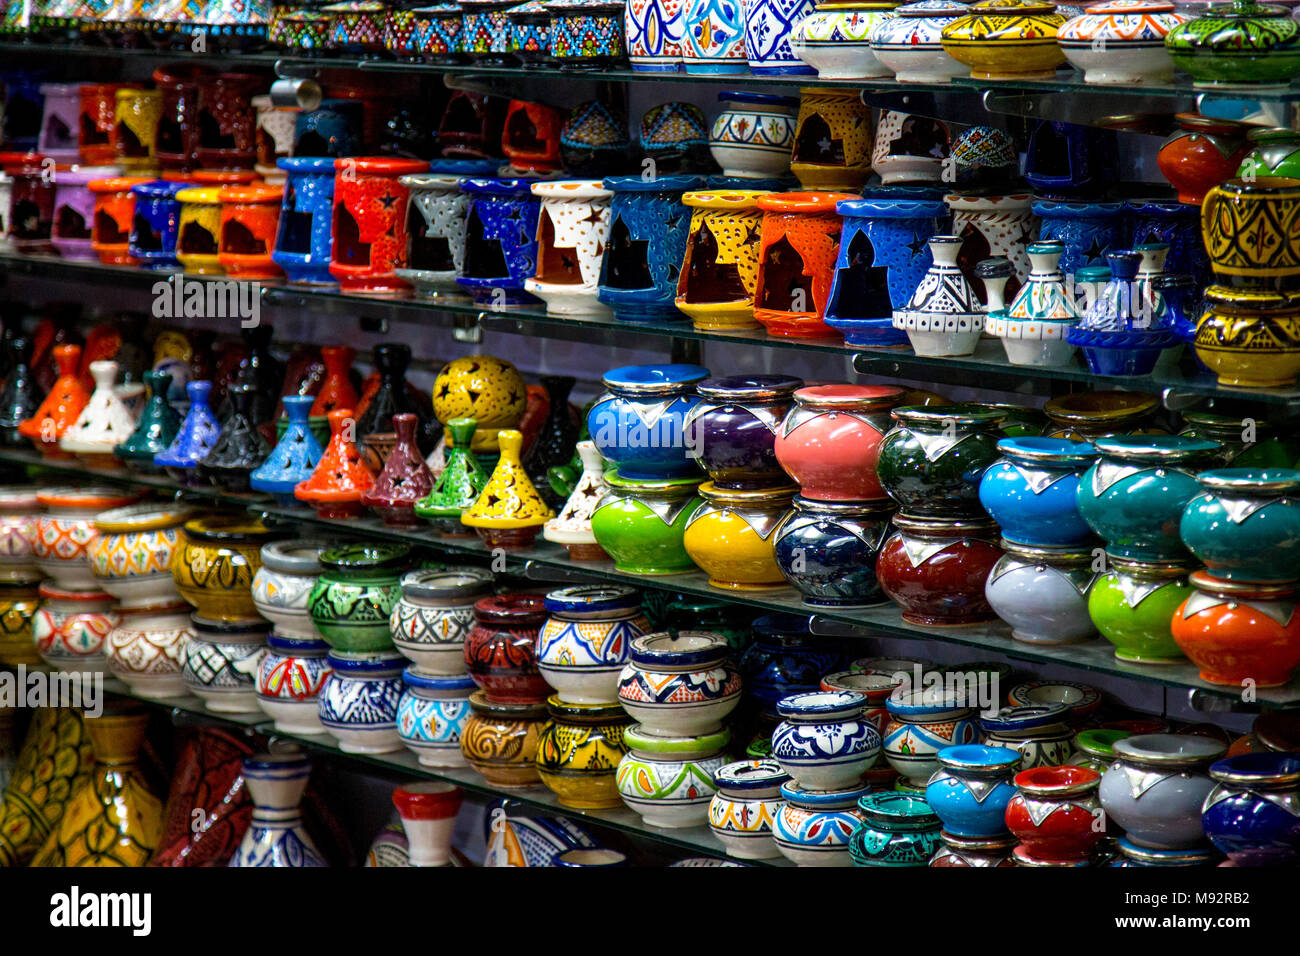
0;708;94;866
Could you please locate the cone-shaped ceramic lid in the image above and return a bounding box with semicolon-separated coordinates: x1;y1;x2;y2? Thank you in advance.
461;429;555;529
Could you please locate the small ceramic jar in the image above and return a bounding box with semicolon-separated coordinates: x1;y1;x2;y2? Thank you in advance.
397;668;479;767
985;541;1098;645
183;614;271;713
774;781;869;867
773;385;904;502
1058;0;1187;84
774;497;897;608
256;632;334;734
940;0;1067;80
771;690;881;790
33;583;118;676
869;0;968;82
535;697;632;809
791;1;900;79
87;503;190;609
0;575;42;669
1172;573;1300;688
849;791;942;866
0;488;40;580
318;649;406;754
708;93;796;179
741;614;842;707
590;473;704;575
925;744;1020;837
708;759;789;858
616;724;730;827
683;483;795;591
1099;733;1226;849
587;364;708;480
105;601;191;700
618;631;741;735
1157;114;1250;206
172;516;277;624
1180;468;1300;583
1006;764;1104;865
930;831;1018;867
980;704;1075;769
877;514;1004;625
33;489;140;591
685;375;802;490
1089;554;1194;664
461;689;547;786
537;585;651;704
307;543;411;653
390;568;494;675
977;437;1098;547
251;540;328;642
1202;753;1300;866
464;593;550;703
876;405;1004;516
1165;0;1300;90
883;689;979;786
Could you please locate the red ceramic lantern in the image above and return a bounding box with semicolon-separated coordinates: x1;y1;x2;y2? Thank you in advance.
753;191;856;338
502;100;563;174
1157;113;1249;206
1171;573;1300;688
89;176;152;265
1005;765;1103;865
153;65;209;174
463;593;550;704
7;156;58;255
360;413;435;526
80;84;135;166
876;514;1003;625
218;183;285;280
196;73;263;171
294;407;378;518
773;384;905;501
329;157;427;295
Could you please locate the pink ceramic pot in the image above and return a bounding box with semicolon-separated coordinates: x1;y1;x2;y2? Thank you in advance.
773;385;904;501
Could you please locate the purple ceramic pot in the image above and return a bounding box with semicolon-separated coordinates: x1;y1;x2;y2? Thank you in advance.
685;375;803;490
52;165;121;261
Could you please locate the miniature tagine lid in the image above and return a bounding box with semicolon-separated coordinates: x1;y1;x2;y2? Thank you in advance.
460;429;555;530
295;408;377;504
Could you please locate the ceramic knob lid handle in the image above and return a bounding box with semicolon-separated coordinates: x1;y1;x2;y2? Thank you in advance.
497;428;524;459
374;342;412;378
392;412;418;443
88;360;119;391
9;335;31;363
144;368;172;399
187;379;213;406
283;393;313;423
575;439;603;471
445;416;478;448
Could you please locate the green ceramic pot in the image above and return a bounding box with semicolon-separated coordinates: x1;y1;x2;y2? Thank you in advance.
1180;468;1300;582
1238;127;1300;181
978;403;1047;438
1179;410;1296;467
1165;0;1300;90
590;471;703;575
848;791;941;867
1087;555;1194;663
307;542;413;652
876;405;1005;516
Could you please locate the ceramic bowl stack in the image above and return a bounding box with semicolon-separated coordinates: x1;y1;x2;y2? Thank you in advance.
391;568;494;767
615;631;741;828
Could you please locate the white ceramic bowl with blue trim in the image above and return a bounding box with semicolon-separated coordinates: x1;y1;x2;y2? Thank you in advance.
771;690;881;790
773;780;870;867
319;649;405;754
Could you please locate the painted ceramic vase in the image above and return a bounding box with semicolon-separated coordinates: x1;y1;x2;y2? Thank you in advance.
88;503;190;608
791;1;900;78
1180;468;1300;583
1099;733;1226;849
34;487;139;589
1201;753;1300;866
537;585;650;704
390;568;493;674
980;703;1075;770
32;583;117;676
228;752;327;869
329;157;427;295
925;744;1020;837
0;575;43;669
683;483;794;589
183;614;270;713
1172;573;1300;687
770;690;881;790
534;697;632;808
523;180;612;316
256;632;333;733
1057;0;1187;83
773;781;868;866
892;235;987;355
172;516;276;623
752;191;855;337
883;688;979;785
397;668;478;767
272;157;337;285
463;593;549;703
707;759;788;858
0;707;94;866
1166;0;1300;89
294;408;378;518
774;497;896;607
395;165;493;302
318;649;405;754
455;177;542;309
598;175;703;322
19;344;90;458
744;0;817;73
682;0;746;70
1005;764;1103;864
940;0;1066;78
675;189;771;330
978;438;1097;547
105;601;191;699
155;381;220;483
587;363;707;480
869;0;968;81
461;690;547;786
985;542;1098;644
1077;435;1219;560
616;724;729;826
618;631;741;735
391;781;464;868
306;543;410;653
876;404;1004;516
789;91;871;190
544;440;610;559
590;472;704;574
876;514;1003;625
850;791;942;866
1194;285;1300;388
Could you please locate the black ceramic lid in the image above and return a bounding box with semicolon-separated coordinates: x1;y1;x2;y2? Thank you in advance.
320;542;413;572
189;613;273;640
401;568;495;601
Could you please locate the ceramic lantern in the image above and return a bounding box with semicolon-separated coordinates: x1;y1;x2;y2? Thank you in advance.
52;165;123;261
152;65;206;174
128;179;187;271
38;82;82;164
89;175;150;266
176;187;225;276
395;161;499;303
525;180;613;316
456;177;543;309
871;111;950;185
330;157;429;296
502;99;564;174
273;157;338;286
219;183;285;281
676;189;772;331
195;72;261;170
945;192;1037;301
790;89;873;191
753;191;855;338
112;87;162;173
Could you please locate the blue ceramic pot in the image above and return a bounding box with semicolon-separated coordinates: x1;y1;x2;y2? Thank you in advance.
273;157;337;285
773;497;896;607
1024;121;1117;198
770;690;882;791
456;177;542;308
1127;199;1209;287
396;666;477;767
825;197;948;348
924;744;1021;838
743;0;815;74
598;175;705;322
1179;468;1300;583
1033;199;1127;276
251;395;325;505
773;780;869;865
318;649;406;754
1202;753;1300;866
739;613;843;707
587;363;708;478
293;99;364;158
1076;435;1220;560
155;380;221;486
978;437;1098;546
128;180;186;270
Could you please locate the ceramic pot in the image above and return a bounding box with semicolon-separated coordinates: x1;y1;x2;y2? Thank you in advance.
940;0;1066;78
850;791;942;865
744;0;817;73
925;744;1020;837
230;752;327;867
1180;468;1300;582
461;690;547;785
591;472;704;574
753;191;855;337
361;413;435;526
977;437;1097;546
587;364;708;480
979;704;1073;770
34;487;139;589
454;177;542;308
1166;0;1300;89
1077;435;1219;560
294;408;378;518
1099;733;1226;849
272;157;337;286
770;690;881;790
791;1;900;78
869;0;968;81
460;428;554;548
773;781;868;866
1042;391;1160;443
149;726;256;868
463;593;549;703
183;614;270;713
741;614;842;706
250;539;327;641
329;157;427;295
32;583;117;676
544;440;610;559
397;668;478;766
1202;753;1300;865
682;483;795;590
883;688;979;785
985;541;1098;644
545;0;627;67
675;189;772;330
1172;573;1300;687
318;649;405;753
774;497;896;607
0;488;40;580
682;0;747;71
789;91;872;190
172;516;276;623
256;632;333;734
1202;176;1300;288
1073;727;1132;774
88;503;190;608
772;385;902;502
1006;764;1104;864
306;543;410;653
875;405;1003;516
707;759;789;858
616;724;729;826
0;575;43;669
534;697;632;808
1058;0;1187;83
173;186;224;276
1194;285;1300;388
508;0;556;65
1179;412;1293;470
617;631;741;734
537;585;650;704
390;568;493;674
708;93;796;179
105;601;191;699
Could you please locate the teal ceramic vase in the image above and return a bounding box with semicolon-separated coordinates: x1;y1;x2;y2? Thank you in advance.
115;370;182;473
307;543;413;652
251;395;326;506
590;471;703;574
1180;468;1300;583
1165;0;1300;90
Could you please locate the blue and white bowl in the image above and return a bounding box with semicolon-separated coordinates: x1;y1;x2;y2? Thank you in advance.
396;668;478;767
319;649;405;754
771;690;881;790
773;780;870;867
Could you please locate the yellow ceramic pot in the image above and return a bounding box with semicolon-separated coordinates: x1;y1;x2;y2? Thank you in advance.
89;503;193;608
431;355;528;454
1195;285;1300;388
790;89;874;191
683;483;797;590
460;691;547;787
460;429;554;549
175;186;225;276
941;0;1067;80
114;87;162;172
534;697;632;809
1201;176;1300;285
172;515;278;623
676;190;773;331
0;573;43;668
0;708;94;866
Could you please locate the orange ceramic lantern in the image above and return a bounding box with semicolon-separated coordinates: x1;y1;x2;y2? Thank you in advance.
502;100;563;174
295;408;378;518
329;157;428;296
89;176;152;265
1171;572;1300;688
18;344;90;458
312;346;359;416
80;84;135;166
218;183;285;280
193;169;261;187
753;192;856;338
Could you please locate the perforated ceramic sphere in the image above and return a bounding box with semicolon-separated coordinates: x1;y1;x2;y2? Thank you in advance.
432;356;528;429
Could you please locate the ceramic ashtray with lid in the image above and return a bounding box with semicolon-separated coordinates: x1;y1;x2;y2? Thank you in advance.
389;567;495;674
770;690;882;790
1057;0;1188;85
869;0;971;83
